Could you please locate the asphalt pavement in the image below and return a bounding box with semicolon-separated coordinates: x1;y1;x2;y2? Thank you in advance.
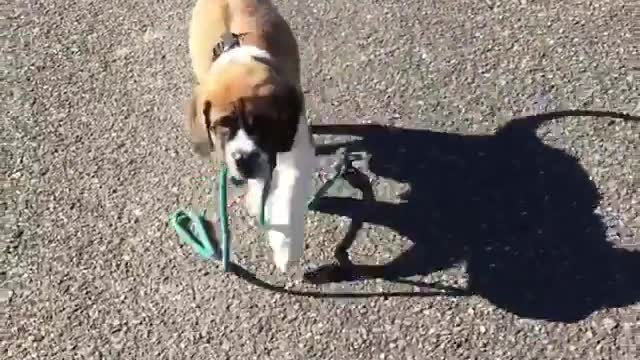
4;0;640;359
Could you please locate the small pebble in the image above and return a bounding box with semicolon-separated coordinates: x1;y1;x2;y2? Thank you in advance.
0;289;14;303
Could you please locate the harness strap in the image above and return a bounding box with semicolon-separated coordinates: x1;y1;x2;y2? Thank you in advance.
212;32;248;61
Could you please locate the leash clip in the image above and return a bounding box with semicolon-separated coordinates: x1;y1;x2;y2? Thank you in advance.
212;32;245;60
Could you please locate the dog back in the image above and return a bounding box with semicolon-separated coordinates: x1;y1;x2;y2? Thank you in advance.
189;0;301;88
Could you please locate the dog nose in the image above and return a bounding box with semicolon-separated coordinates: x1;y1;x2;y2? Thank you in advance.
233;150;260;177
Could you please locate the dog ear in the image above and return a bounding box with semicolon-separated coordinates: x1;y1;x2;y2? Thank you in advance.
185;88;214;157
270;84;304;153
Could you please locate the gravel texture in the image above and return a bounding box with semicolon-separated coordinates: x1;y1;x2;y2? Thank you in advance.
3;0;640;359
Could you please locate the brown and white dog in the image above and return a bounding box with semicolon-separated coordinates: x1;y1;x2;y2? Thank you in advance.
186;0;314;272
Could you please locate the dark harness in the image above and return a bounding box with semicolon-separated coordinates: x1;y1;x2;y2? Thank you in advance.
212;32;248;60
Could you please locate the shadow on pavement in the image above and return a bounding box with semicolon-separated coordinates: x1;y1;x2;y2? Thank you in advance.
300;109;640;322
229;262;468;299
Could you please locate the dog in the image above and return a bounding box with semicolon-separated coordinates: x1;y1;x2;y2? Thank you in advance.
185;0;315;272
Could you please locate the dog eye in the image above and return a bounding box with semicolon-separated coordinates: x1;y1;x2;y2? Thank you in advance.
217;115;235;128
239;115;260;135
214;116;238;138
249;115;271;128
214;126;229;137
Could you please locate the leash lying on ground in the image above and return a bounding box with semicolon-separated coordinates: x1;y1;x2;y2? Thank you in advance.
169;165;232;270
169;151;370;272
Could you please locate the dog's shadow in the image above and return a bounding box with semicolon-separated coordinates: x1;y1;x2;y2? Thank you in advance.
306;110;640;323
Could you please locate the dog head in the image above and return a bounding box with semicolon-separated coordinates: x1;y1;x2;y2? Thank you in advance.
185;56;303;183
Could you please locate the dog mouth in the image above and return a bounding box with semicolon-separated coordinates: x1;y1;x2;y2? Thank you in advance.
223;141;277;188
226;156;273;186
229;175;247;186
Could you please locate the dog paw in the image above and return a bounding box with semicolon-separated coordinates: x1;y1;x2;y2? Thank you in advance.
245;194;261;217
268;230;303;273
273;250;290;273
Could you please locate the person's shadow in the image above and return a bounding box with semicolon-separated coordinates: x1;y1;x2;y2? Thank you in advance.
305;110;640;323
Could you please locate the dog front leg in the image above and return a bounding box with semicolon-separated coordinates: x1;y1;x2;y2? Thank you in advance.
266;151;313;273
245;179;264;217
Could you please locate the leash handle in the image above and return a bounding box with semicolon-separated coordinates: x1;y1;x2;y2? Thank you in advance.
170;210;220;260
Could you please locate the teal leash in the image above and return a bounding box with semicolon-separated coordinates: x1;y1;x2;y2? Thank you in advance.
219;165;231;271
169;209;218;259
169;165;232;271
